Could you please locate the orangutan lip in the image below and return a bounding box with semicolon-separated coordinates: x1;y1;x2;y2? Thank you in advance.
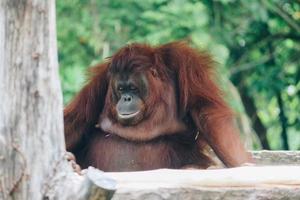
118;111;140;119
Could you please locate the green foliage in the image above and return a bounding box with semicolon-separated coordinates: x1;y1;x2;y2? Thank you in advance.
57;0;300;150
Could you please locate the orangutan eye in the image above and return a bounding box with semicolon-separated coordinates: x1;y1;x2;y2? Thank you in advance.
117;86;124;91
129;85;138;91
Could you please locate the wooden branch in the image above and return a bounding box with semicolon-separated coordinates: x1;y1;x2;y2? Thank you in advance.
230;32;300;72
262;0;300;33
230;55;270;75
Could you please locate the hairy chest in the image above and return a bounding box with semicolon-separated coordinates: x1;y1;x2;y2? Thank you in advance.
76;132;201;172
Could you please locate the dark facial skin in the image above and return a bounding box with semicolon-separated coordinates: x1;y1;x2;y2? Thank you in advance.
112;72;148;126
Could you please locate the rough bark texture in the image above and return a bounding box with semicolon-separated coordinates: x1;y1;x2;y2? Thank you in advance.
0;0;66;199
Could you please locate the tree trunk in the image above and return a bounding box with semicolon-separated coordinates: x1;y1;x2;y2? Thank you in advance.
231;72;270;150
238;88;271;150
276;91;289;150
0;0;65;199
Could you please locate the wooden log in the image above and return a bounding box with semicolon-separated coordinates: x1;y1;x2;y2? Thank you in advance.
253;150;300;165
85;165;300;200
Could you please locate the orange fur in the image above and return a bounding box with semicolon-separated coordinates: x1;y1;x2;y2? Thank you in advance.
64;42;253;171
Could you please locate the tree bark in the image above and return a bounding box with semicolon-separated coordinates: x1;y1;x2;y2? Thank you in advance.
0;0;65;199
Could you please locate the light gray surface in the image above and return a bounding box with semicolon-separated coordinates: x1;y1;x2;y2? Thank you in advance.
253;150;300;165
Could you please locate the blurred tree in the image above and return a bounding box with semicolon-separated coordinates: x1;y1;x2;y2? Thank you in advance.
202;0;300;150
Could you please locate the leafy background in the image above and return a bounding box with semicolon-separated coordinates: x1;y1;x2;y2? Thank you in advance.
56;0;300;150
